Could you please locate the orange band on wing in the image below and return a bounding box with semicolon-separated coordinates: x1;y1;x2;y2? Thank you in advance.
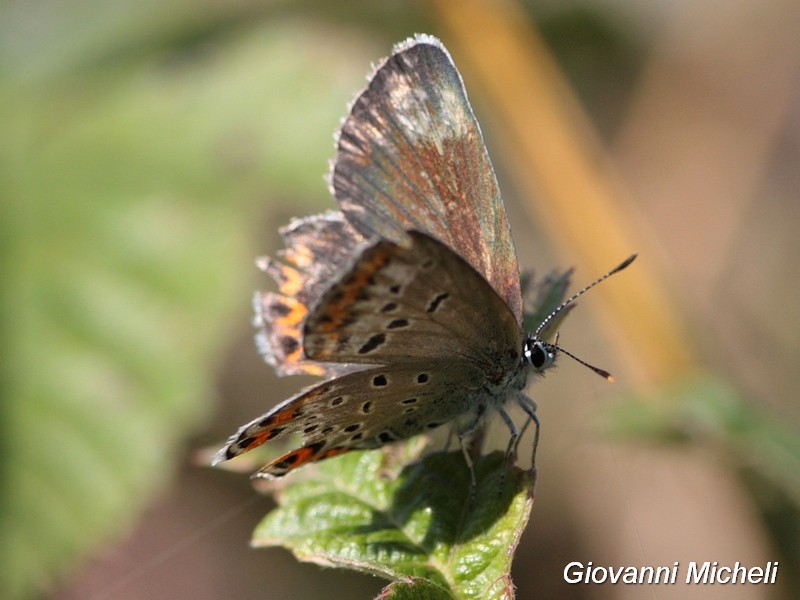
261;443;351;476
314;247;391;334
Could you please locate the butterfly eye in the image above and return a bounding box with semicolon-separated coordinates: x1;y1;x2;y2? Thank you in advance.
524;339;554;371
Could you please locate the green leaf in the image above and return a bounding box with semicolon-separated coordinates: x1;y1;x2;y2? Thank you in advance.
603;374;800;506
377;578;455;600
253;441;534;600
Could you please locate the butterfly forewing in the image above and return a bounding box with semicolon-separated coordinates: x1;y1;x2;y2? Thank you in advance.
303;231;522;377
332;35;522;324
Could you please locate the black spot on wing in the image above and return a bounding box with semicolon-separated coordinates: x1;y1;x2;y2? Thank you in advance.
280;335;299;355
358;333;386;354
378;431;396;443
266;426;285;439
426;293;449;313
269;302;291;317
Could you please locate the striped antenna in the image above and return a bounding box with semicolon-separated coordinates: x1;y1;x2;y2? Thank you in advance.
534;254;637;337
534;254;637;381
544;342;615;381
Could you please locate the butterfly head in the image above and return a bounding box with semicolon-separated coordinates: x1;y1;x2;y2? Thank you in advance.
522;336;556;373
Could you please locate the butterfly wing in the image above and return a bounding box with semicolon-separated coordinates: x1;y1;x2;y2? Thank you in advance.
303;231;522;379
331;35;523;325
214;360;486;478
253;212;365;376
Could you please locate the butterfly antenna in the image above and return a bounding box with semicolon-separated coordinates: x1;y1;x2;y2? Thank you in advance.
534;254;637;338
544;341;615;381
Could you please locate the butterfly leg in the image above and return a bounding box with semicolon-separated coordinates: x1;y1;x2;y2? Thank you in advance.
497;407;520;463
496;406;521;495
443;426;456;452
515;394;541;468
457;433;478;508
514;416;532;456
456;407;490;507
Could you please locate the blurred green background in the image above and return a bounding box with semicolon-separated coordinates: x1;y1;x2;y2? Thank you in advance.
2;1;798;599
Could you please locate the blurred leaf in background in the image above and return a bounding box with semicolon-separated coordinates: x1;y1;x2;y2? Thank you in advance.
0;2;380;598
604;374;800;592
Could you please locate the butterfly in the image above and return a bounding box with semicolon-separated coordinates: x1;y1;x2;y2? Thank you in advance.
213;34;635;480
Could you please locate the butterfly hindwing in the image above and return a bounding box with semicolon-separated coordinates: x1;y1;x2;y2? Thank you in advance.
253;212;365;376
214;360;487;478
